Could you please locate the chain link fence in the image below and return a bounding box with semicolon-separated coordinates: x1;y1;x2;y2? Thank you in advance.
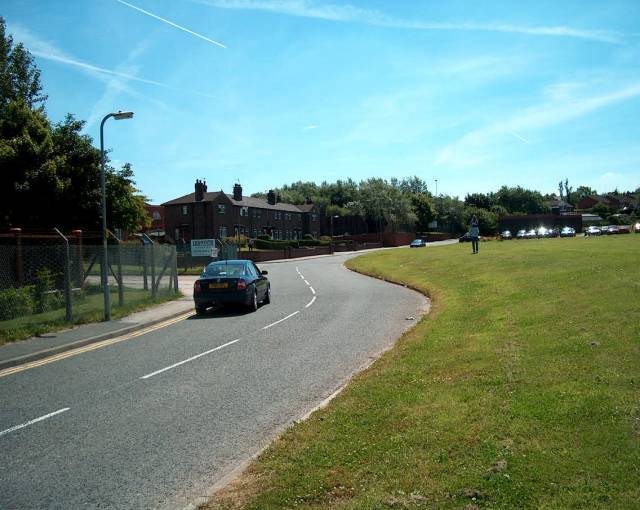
0;237;178;341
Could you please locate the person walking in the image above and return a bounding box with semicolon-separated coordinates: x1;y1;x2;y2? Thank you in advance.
469;215;480;254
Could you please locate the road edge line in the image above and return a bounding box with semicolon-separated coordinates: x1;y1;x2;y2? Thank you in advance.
0;307;194;371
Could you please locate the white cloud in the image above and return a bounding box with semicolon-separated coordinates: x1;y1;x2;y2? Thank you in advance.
195;0;621;43
302;124;318;130
435;81;640;167
7;23;218;99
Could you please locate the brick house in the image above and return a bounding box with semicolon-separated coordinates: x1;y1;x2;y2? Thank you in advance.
143;203;165;239
162;180;321;242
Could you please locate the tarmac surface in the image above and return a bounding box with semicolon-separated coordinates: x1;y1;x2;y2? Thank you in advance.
0;248;437;509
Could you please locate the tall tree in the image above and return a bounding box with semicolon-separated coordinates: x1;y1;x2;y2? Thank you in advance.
0;17;46;108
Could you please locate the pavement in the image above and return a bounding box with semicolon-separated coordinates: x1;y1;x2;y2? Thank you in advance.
0;241;453;509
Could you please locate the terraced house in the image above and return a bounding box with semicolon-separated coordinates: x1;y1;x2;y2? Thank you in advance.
163;180;321;242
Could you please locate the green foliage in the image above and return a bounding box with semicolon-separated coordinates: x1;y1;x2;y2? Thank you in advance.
494;185;548;214
0;18;46;108
465;192;494;210
0;20;147;231
0;285;34;320
410;192;435;232
32;267;62;313
464;206;498;233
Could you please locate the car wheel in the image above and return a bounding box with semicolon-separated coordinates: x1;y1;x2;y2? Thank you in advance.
248;289;258;312
195;304;207;316
263;285;271;304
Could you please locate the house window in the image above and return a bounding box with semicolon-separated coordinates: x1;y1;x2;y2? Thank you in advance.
312;214;317;221
251;228;258;238
152;211;161;221
218;226;228;238
218;204;226;214
240;206;249;217
253;209;261;218
275;211;281;220
182;205;188;215
297;213;301;221
285;213;291;221
175;228;180;241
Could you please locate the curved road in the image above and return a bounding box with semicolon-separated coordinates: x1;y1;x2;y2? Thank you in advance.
0;252;426;509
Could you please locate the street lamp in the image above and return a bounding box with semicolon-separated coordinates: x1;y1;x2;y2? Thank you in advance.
100;111;134;321
434;178;438;197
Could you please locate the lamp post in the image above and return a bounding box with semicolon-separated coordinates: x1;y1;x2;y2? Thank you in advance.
100;111;134;321
435;178;438;197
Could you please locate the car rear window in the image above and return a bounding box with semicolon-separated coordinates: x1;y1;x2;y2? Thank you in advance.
204;263;247;277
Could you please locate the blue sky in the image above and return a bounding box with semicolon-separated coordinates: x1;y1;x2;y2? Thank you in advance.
3;0;640;203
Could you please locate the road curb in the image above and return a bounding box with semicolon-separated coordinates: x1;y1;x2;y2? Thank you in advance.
0;307;194;371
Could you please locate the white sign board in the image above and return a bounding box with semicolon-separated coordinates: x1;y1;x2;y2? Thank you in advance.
191;239;217;257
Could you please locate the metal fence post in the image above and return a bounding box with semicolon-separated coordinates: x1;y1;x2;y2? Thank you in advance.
54;228;73;322
142;244;149;290
116;243;124;307
149;245;157;298
172;246;179;293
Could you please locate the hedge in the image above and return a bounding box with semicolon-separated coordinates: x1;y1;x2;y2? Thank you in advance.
0;286;35;321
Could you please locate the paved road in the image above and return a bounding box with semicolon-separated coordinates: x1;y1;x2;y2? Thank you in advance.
0;252;427;509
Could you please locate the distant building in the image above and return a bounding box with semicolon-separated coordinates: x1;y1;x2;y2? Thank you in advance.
162;180;321;242
143;203;165;240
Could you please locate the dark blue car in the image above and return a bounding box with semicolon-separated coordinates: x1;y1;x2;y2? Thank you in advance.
193;259;270;315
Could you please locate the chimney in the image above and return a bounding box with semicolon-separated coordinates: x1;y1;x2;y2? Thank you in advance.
195;179;204;201
202;180;208;192
233;183;243;201
267;189;276;205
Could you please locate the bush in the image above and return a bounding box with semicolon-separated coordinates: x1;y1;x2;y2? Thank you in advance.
303;234;314;240
223;235;248;248
33;268;62;313
257;234;271;241
0;286;35;321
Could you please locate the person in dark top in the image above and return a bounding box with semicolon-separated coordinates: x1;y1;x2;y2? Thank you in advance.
469;215;480;254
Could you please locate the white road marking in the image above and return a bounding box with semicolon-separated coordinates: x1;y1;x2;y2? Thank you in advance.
0;408;70;438
305;296;316;308
262;311;300;330
303;279;310;286
140;339;240;379
299;274;305;280
309;286;316;295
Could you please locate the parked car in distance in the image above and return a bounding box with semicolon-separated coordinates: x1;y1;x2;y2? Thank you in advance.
617;225;631;234
525;229;537;239
536;226;549;238
193;259;270;315
600;226;610;235
585;225;601;236
560;226;576;237
634;222;640;233
548;228;559;238
500;230;512;240
409;238;426;248
516;229;527;239
607;225;620;235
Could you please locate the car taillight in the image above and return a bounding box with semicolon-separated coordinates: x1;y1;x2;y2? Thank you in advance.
194;281;201;293
237;279;247;290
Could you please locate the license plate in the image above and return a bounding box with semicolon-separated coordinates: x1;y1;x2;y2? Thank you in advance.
209;282;228;289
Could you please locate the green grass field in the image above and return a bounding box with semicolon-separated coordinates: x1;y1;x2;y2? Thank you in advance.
0;287;180;344
206;235;640;509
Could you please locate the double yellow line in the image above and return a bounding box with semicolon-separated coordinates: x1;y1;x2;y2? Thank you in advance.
0;311;193;379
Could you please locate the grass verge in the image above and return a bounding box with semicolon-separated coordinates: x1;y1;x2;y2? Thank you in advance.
0;288;181;344
204;235;640;509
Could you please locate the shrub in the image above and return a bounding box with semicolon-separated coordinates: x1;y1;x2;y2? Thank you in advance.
0;286;35;321
303;234;315;240
257;234;271;241
33;268;62;313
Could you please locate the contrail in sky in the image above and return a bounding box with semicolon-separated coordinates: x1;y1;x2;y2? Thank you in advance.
115;0;227;48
